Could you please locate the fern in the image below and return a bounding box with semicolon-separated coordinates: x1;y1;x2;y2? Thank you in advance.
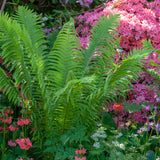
47;18;83;91
142;69;160;88
0;7;153;144
82;14;120;76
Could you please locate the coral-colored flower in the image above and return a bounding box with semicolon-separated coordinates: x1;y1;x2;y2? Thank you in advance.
10;110;14;114
75;148;87;155
75;149;79;154
78;150;82;154
6;109;10;114
113;104;124;112
17;118;30;126
81;148;86;154
4;117;12;124
23;119;30;125
8;124;19;131
15;138;32;150
8;139;16;146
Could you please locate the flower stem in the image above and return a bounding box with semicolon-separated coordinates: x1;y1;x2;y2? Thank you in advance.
117;112;119;130
2;117;6;159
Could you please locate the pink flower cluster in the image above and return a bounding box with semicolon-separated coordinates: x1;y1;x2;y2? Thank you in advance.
0;109;13;124
76;0;160;51
75;147;87;160
0;108;33;153
0;109;17;131
127;83;156;105
17;118;30;126
76;0;93;8
8;139;16;146
15;138;32;150
8;124;19;131
103;0;160;50
8;137;32;150
75;6;104;48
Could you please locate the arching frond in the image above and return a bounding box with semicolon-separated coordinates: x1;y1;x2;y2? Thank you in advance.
0;67;21;104
82;14;120;76
0;13;32;101
47;18;83;91
102;42;153;99
142;68;160;90
14;6;47;93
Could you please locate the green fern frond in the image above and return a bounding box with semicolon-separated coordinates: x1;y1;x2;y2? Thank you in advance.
102;42;152;99
47;18;83;90
14;6;47;93
0;13;33;101
82;14;120;76
0;67;21;104
143;69;160;89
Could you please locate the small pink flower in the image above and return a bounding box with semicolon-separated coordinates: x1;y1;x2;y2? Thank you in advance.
75;149;79;154
75;156;79;160
3;116;12;124
81;148;87;154
8;124;19;131
23;119;30;125
137;130;141;134
8;139;16;146
17;118;30;126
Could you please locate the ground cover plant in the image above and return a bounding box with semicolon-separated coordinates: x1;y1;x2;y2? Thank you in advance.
0;1;160;160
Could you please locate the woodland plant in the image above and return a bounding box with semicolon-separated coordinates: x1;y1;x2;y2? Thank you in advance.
0;107;34;159
88;118;160;160
0;6;157;159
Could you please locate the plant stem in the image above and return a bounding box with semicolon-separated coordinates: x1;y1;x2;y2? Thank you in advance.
117;112;119;130
1;0;7;14
2;118;6;159
131;112;136;125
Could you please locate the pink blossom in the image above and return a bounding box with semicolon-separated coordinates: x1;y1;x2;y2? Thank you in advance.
8;139;16;147
15;138;32;150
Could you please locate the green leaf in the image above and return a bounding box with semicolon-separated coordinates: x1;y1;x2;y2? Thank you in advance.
43;146;57;153
102;112;117;129
123;102;146;113
146;150;155;160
